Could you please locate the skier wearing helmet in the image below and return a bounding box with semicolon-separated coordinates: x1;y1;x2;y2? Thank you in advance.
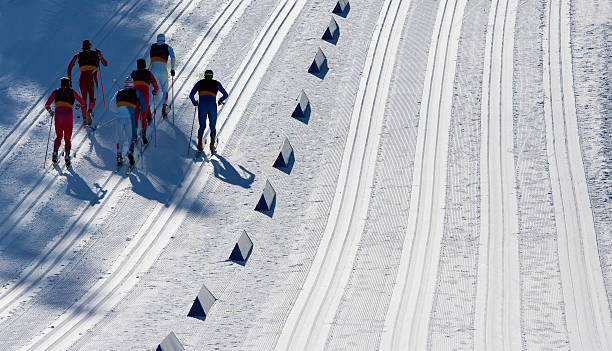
189;69;229;154
147;33;175;118
45;77;86;167
110;76;147;168
130;58;159;145
67;39;108;126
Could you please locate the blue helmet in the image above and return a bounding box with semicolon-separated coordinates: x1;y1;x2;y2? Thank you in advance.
204;69;213;79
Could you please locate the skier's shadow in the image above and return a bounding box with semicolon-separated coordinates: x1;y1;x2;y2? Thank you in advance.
128;171;169;203
211;155;255;189
63;168;104;205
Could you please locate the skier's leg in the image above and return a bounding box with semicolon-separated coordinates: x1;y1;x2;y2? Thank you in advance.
115;117;124;155
209;104;218;141
54;115;62;150
79;75;88;118
64;114;73;154
129;108;138;154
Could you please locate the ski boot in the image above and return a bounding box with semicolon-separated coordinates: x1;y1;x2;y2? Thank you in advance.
116;153;124;167
84;110;93;126
65;155;72;168
209;139;216;154
52;149;59;165
127;152;135;167
197;138;203;153
141;129;149;145
162;104;168;118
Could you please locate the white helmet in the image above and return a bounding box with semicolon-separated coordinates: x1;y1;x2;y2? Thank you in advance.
157;33;165;42
124;76;134;88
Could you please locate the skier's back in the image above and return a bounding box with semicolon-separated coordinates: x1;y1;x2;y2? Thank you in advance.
110;77;146;168
147;33;175;118
130;58;159;145
67;40;108;125
189;70;228;154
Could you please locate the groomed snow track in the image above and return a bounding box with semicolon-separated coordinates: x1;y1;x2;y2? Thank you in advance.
275;0;412;348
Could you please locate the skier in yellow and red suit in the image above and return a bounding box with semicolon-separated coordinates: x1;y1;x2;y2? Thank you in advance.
67;39;108;125
130;58;159;145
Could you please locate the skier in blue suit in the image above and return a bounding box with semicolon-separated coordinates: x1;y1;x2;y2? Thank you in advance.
189;69;228;153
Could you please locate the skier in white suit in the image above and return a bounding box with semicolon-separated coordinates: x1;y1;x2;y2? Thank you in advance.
147;33;176;118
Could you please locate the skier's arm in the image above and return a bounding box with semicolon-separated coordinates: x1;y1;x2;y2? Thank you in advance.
217;82;229;104
45;91;56;114
96;50;108;67
189;82;199;106
67;53;79;79
168;45;176;69
150;71;160;94
73;91;86;108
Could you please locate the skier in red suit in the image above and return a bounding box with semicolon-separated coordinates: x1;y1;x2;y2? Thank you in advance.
130;58;159;145
45;77;86;167
67;39;108;125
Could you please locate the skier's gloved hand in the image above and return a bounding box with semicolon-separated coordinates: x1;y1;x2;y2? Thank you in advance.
74;103;81;110
48;110;54;117
152;90;158;95
217;99;226;106
171;69;175;76
192;100;198;107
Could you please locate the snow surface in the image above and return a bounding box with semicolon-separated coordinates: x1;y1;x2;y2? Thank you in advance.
0;0;610;349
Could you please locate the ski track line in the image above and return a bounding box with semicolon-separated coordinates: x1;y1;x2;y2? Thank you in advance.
379;0;466;349
274;0;411;349
0;0;146;166
0;0;198;245
0;0;248;326
542;0;612;347
473;0;520;348
24;0;307;348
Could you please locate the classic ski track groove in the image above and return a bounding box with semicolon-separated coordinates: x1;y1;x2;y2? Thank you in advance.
473;0;521;348
0;0;148;166
379;0;466;349
541;0;612;347
274;0;412;349
24;0;307;348
0;0;248;324
0;0;199;244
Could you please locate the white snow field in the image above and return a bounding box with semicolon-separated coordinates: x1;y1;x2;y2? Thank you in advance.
0;0;610;349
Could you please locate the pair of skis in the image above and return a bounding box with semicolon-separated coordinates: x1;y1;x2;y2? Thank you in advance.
193;137;219;162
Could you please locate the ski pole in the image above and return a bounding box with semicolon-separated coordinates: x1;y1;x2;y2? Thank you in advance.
154;102;157;147
188;105;196;155
95;117;117;130
97;50;106;111
44;112;53;168
171;74;175;124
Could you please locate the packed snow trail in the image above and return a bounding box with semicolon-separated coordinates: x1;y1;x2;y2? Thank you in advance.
473;0;521;348
541;0;612;347
0;0;250;326
379;0;466;349
25;0;308;348
274;0;412;349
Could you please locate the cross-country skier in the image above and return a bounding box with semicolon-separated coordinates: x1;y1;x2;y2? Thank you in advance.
189;70;228;154
45;77;86;167
130;58;159;145
67;39;108;125
147;33;175;118
110;77;147;167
